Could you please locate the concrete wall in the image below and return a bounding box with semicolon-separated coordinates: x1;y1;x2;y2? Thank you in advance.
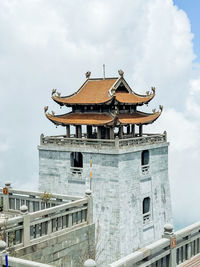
15;224;95;267
38;142;172;265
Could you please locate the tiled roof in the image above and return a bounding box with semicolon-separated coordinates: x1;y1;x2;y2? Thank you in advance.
46;112;114;126
178;253;200;266
45;111;161;126
52;79;117;105
115;91;154;104
52;77;155;105
118;111;161;125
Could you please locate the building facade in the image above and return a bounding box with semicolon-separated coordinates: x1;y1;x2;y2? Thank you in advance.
39;70;172;264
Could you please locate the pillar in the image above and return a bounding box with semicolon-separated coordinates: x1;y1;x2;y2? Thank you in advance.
110;127;114;139
97;127;101;139
127;125;130;135
66;125;70;138
162;224;176;267
131;125;135;137
87;125;92;138
139;125;143;136
118;126;123;139
76;125;82;138
85;190;93;224
20;205;30;247
3;182;11;212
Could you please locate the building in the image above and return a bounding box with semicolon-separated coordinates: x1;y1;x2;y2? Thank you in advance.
39;70;173;264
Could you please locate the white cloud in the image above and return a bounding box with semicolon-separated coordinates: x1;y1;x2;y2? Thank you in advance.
0;0;200;229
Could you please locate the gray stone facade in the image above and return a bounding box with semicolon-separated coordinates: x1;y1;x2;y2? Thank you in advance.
38;139;172;265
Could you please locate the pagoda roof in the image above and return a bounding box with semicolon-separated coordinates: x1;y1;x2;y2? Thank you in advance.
45;108;162;127
118;110;161;125
52;75;155;106
45;112;114;126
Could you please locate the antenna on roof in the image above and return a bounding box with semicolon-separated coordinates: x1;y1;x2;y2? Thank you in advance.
103;64;105;79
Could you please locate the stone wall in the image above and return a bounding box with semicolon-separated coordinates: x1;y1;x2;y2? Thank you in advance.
38;141;172;265
15;224;95;267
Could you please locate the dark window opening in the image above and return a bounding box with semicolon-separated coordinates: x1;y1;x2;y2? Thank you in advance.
115;82;129;93
143;197;150;214
70;152;83;168
141;150;149;166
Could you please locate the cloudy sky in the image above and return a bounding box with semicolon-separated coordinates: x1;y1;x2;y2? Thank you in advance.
0;0;200;229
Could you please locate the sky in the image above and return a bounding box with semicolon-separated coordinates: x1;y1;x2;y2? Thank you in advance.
0;0;200;230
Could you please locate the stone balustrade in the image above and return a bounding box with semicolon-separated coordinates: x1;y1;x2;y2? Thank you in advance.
0;183;92;249
109;222;200;267
40;132;167;148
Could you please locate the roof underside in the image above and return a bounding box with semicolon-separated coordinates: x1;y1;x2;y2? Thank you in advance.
46;111;161;126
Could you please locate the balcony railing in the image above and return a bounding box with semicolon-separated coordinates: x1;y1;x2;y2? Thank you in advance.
40;132;167;149
0;183;93;248
141;165;150;175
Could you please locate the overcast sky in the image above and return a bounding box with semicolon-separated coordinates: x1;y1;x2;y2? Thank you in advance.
0;0;200;230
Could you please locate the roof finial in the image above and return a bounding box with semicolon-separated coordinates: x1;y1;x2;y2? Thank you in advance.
118;69;124;77
103;64;105;79
85;71;91;79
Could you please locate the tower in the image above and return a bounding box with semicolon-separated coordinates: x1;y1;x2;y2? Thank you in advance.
39;70;172;265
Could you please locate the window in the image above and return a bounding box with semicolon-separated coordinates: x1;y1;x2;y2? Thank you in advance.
141;150;149;166
143;197;151;224
70;152;83;174
141;150;149;174
143;197;150;214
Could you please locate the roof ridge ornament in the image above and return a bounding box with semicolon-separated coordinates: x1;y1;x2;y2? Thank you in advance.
118;69;124;77
52;89;56;95
85;71;91;79
44;106;48;113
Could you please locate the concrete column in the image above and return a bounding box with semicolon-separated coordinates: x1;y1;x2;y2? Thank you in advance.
131;124;135;137
110;128;114;139
119;126;123;139
75;126;78;138
139;125;143;136
3;182;11;212
162;224;176;267
66;125;70;138
85;190;93;224
97;127;101;139
20;205;30;247
87;125;92;138
127;125;130;135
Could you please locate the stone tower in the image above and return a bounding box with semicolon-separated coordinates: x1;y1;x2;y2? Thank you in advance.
38;70;172;265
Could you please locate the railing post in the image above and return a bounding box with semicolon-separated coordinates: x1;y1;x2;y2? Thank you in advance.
186;235;192;260
85;190;93;224
20;205;30;247
115;136;119;148
163;224;176;267
84;259;96;267
3;182;11;212
0;240;7;266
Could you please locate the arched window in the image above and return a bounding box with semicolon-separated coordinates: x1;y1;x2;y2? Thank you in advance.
141;150;149;166
70;152;83;174
143;197;150;214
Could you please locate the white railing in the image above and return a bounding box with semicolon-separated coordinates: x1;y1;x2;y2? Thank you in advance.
109;222;200;267
40;133;167;148
0;183;93;248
